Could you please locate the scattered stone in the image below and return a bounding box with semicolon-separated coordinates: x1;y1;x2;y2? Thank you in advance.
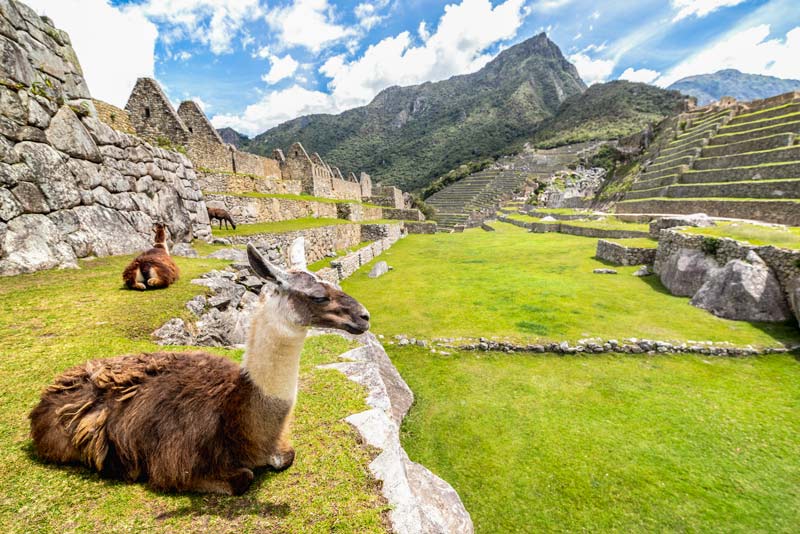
368;260;390;279
207;247;247;261
541;215;557;222
185;295;206;317
633;265;652;277
153;318;194;345
593;268;617;274
650;213;715;236
171;242;198;258
690;252;792;322
212;238;231;246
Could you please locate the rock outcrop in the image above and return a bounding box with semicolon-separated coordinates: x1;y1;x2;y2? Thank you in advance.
690;252;792;322
656;247;719;297
0;0;210;276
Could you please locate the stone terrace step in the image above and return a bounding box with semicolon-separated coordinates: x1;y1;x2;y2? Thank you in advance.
630;173;681;192
701;133;795;157
727;102;800;126
616;198;800;225
693;146;800;170
708;119;800;146
681;161;800;184
665;178;800;199
640;165;687;182
657;144;702;161
718;111;800;135
647;154;695;172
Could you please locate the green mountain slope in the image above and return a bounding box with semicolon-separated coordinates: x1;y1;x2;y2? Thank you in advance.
217;127;250;149
533;81;687;148
667;69;800;106
245;33;587;192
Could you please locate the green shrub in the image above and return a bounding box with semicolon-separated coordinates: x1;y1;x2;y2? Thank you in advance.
701;237;721;256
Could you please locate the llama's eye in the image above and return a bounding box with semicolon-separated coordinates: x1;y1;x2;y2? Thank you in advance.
311;296;329;304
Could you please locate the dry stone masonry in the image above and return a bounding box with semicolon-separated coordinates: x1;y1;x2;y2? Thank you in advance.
0;0;210;275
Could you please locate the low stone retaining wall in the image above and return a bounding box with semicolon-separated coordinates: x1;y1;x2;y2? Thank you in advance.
667;179;800;199
596;240;657;266
693;146;800;171
319;234;403;283
404;221;438;234
498;216;649;239
618;199;800;226
197;170;302;195
655;229;800;305
205;194;338;224
225;223;362;265
524;208;603;221
383;208;424;221
336;203;383;221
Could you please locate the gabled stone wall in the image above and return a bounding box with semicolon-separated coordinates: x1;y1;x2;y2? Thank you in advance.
125;78;189;146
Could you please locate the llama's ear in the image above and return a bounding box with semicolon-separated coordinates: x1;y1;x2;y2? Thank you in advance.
247;244;288;287
288;237;307;271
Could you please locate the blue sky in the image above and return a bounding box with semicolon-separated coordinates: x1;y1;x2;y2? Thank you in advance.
24;0;800;135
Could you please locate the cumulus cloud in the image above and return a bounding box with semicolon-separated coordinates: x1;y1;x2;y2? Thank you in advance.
191;96;211;111
132;0;263;55
671;0;746;22
211;85;336;135
266;0;356;52
355;1;390;30
262;54;300;84
174;50;192;61
656;25;800;86
618;67;661;84
23;0;157;107
319;0;530;110
568;52;614;85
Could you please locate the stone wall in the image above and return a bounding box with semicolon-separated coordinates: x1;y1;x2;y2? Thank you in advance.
336;202;383;221
331;175;362;201
233;150;281;178
226;223;363;265
404;221;438;234
196;170;302;195
369;185;405;209
362;222;404;243
0;1;210;276
205;193;338;224
328;234;403;281
498;217;649;239
383;207;424;221
618;199;800;226
596;239;657;266
654;228;800;314
92;99;134;134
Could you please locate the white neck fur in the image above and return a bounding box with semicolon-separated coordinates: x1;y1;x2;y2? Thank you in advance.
242;292;307;404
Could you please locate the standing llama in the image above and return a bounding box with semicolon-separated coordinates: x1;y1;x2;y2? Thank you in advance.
29;239;370;495
207;207;237;230
122;223;179;290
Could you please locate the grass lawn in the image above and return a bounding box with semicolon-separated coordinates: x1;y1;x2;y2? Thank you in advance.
212;217;351;238
682;222;800;250
505;213;649;232
392;345;800;533
0;256;387;533
341;222;799;346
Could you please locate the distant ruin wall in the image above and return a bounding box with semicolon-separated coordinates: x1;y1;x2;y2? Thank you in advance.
0;0;210;276
125;78;188;146
233;150;281;178
227;223;364;265
188;138;233;173
196;170;301;195
204;193;339;225
331;176;362;201
93;99;135;135
369;186;404;209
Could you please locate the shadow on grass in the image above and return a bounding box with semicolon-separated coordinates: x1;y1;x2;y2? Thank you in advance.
23;441;292;520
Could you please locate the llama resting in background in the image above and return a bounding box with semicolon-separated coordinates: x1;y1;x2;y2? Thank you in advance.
207;207;237;230
29;238;371;495
122;223;179;290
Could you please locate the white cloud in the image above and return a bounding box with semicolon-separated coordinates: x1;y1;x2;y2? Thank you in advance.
266;0;356;52
568;53;614;84
418;21;430;41
533;0;572;10
23;0;157;107
320;0;530;110
656;25;800;86
132;0;263;55
174;50;192;61
191;96;211;111
618;67;661;84
253;45;270;59
262;54;300;84
671;0;746;22
355;1;389;30
573;32;582;40
211;85;337;135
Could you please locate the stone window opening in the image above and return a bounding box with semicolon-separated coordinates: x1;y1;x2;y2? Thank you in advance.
144;107;151;119
188;126;193;133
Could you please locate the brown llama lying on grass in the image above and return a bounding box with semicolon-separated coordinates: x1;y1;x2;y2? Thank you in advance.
29;238;371;495
207;207;236;230
122;223;179;290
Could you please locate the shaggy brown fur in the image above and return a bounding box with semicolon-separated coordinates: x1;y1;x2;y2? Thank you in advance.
29;352;294;495
122;223;179;290
207;207;236;230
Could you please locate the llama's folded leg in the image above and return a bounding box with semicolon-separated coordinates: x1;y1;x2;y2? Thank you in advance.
188;468;254;495
146;270;165;288
132;267;147;290
267;425;295;471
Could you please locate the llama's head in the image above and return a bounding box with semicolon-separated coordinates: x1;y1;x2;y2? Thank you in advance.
247;241;370;335
153;223;168;250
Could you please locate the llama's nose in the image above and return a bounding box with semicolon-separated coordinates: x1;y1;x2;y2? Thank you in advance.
360;311;370;322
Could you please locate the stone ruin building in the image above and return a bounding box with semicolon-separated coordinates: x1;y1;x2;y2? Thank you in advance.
121;77;407;209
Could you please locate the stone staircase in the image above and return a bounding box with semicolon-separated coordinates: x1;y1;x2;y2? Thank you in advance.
618;92;800;225
426;145;590;232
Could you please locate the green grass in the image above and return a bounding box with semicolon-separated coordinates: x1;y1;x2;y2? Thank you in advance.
529;207;592;215
604;237;659;248
0;256;388;533
713;119;800;140
683;222;800;250
734;102;797;121
504;213;558;224
566;218;649;232
341;222;799;346
393;345;800;533
212;218;352;238
719;110;800;130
